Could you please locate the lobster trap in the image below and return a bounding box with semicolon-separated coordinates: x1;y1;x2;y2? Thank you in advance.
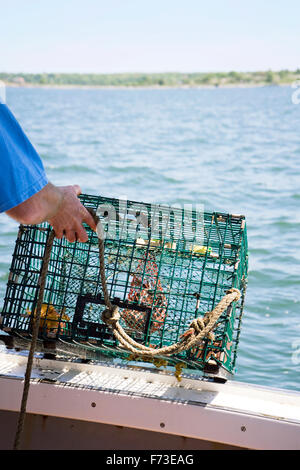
0;194;248;379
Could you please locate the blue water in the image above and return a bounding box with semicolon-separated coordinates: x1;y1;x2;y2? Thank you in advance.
1;86;299;391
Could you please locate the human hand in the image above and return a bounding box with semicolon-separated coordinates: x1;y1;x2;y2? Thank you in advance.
47;184;97;243
6;182;97;243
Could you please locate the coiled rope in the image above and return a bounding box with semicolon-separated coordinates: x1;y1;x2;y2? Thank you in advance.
13;209;241;449
94;208;241;358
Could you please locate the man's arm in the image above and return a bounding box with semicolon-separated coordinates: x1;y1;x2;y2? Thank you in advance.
1;103;96;242
6;182;97;243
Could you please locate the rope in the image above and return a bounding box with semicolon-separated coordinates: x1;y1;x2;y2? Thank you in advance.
13;208;241;448
91;208;241;358
13;230;55;450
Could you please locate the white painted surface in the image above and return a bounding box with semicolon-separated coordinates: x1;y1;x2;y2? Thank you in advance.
0;351;300;449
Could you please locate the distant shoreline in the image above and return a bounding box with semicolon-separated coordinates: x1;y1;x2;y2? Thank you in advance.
3;82;293;90
1;70;299;90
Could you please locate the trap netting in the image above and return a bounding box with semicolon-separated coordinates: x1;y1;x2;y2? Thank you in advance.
0;194;248;377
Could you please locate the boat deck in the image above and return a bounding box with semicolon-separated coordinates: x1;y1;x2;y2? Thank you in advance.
0;348;300;450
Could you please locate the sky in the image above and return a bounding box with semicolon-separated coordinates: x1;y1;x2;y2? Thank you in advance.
0;0;299;74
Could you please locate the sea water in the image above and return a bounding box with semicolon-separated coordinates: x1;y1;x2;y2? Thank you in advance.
0;85;299;391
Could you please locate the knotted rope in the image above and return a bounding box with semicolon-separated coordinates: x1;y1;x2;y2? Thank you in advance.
91;208;241;358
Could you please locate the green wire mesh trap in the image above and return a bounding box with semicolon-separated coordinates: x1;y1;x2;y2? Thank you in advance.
0;194;248;378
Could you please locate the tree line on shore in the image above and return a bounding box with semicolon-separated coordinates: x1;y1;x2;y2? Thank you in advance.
1;70;299;87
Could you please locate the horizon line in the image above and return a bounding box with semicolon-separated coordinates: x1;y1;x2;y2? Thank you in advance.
1;68;300;75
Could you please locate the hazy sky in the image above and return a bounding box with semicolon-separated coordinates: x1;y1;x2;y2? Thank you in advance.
1;0;299;73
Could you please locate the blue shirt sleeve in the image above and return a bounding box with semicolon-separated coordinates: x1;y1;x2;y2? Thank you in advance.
0;103;48;212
